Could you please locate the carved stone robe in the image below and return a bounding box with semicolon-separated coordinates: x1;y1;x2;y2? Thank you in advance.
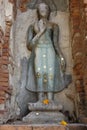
26;24;71;92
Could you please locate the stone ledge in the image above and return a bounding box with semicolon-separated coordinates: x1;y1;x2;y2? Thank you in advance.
79;117;87;124
0;124;87;130
23;111;65;124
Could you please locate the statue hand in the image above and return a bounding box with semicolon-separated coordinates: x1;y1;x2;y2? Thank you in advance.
60;55;66;73
32;28;46;44
32;35;38;44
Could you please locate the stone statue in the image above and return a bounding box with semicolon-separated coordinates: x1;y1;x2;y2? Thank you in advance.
26;2;66;101
23;2;72;123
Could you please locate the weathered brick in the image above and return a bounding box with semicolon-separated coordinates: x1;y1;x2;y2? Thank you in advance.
33;126;65;130
70;0;87;119
0;125;32;130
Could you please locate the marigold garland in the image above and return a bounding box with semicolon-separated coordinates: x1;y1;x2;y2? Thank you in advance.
60;120;68;126
42;99;49;105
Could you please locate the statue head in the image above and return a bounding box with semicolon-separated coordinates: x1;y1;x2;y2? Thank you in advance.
37;3;50;19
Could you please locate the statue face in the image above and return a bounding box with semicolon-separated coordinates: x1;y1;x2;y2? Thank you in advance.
38;3;49;18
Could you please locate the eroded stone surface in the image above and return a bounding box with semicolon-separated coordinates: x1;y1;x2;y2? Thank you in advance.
10;9;38;118
23;111;65;124
28;100;63;111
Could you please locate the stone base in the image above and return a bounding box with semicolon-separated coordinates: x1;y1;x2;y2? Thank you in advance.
23;100;65;124
79;117;87;124
23;111;65;124
0;124;87;130
28;100;63;111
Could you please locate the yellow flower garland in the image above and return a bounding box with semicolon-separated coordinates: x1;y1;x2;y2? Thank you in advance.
42;99;49;105
60;120;68;126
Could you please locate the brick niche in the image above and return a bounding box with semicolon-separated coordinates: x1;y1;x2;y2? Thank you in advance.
0;0;87;124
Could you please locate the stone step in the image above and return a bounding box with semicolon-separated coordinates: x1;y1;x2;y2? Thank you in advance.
23;111;65;124
0;124;87;130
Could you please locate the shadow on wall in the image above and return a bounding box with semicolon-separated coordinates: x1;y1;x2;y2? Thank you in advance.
27;0;68;11
16;57;37;118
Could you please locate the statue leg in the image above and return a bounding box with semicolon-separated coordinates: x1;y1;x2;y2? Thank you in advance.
47;47;55;100
38;92;44;101
35;48;44;101
48;92;54;100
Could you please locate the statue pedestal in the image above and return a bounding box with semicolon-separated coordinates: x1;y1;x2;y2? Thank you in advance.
23;100;66;124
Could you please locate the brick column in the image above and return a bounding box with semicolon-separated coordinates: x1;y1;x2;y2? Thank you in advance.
70;0;87;122
19;0;28;12
0;21;12;114
0;0;17;123
70;0;85;117
80;0;87;123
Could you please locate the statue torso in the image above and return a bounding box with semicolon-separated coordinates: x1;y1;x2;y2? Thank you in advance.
37;28;53;48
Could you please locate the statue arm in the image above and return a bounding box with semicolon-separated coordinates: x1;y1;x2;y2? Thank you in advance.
53;24;59;55
53;24;66;72
27;24;46;51
32;27;46;43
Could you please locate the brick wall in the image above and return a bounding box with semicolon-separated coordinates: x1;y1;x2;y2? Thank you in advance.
0;0;17;122
70;0;87;121
0;20;12;114
19;0;28;12
83;0;87;117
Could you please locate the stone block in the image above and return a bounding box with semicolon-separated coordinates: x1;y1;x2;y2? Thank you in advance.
23;112;65;124
2;52;9;56
3;44;9;48
68;124;87;130
0;73;8;78
0;124;87;130
0;59;9;65
0;125;32;130
0;78;8;82
76;87;83;93
84;0;87;4
0;83;8;88
33;126;65;130
0;91;5;96
79;117;87;124
28;101;63;111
